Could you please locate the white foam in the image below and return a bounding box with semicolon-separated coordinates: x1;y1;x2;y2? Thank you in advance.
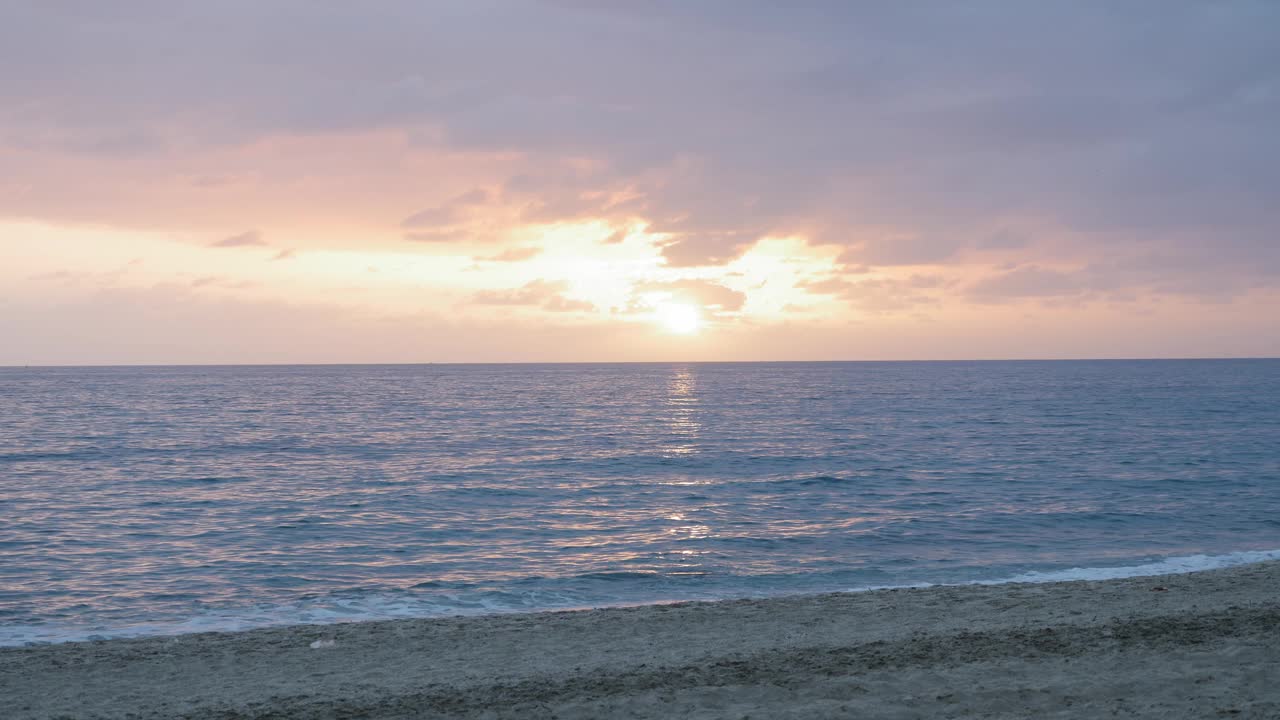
976;547;1280;585
5;548;1278;647
835;548;1280;596
0;591;596;647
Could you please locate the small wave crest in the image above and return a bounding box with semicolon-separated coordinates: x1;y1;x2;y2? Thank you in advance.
978;547;1280;585
4;548;1278;648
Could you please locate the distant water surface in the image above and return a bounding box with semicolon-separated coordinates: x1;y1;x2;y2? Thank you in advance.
2;360;1278;645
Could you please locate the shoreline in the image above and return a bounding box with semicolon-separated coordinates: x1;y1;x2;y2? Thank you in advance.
4;561;1279;718
9;546;1280;648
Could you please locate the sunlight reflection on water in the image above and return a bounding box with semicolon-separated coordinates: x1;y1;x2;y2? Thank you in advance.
2;360;1279;644
663;366;701;458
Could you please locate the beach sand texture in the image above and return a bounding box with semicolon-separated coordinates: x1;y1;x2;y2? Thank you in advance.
4;561;1278;719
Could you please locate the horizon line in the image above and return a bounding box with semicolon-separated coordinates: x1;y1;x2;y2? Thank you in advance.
3;356;1278;370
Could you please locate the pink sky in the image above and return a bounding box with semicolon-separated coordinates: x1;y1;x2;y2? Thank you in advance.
3;2;1278;364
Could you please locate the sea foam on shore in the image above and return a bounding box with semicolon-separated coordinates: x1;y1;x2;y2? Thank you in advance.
6;546;1280;648
5;559;1279;719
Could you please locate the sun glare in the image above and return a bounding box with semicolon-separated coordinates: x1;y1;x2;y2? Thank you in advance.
657;303;702;334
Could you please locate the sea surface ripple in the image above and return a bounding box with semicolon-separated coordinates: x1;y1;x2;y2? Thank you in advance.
2;360;1278;644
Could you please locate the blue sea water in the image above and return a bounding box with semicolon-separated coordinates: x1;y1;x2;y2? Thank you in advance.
1;360;1278;646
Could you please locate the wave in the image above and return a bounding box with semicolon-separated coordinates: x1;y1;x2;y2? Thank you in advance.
972;547;1280;585
4;547;1278;648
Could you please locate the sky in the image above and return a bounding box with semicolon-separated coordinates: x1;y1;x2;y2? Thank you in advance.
2;1;1278;364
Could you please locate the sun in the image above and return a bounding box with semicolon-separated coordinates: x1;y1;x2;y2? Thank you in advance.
656;303;702;334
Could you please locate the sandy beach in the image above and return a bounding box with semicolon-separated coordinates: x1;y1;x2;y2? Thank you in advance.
4;561;1279;719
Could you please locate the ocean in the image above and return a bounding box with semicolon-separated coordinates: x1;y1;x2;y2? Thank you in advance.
2;360;1278;646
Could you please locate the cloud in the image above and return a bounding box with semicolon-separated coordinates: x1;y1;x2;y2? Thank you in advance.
189;275;255;290
659;234;758;268
634;279;747;312
543;295;595;312
474;246;541;262
209;230;266;248
404;229;475;244
836;234;963;267
472;279;564;306
1;0;1278;332
401;207;458;228
402;188;493;228
470;279;595;312
799;273;943;313
979;230;1029;250
966;266;1090;301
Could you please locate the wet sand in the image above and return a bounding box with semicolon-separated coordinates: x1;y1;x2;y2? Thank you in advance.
4;561;1279;719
